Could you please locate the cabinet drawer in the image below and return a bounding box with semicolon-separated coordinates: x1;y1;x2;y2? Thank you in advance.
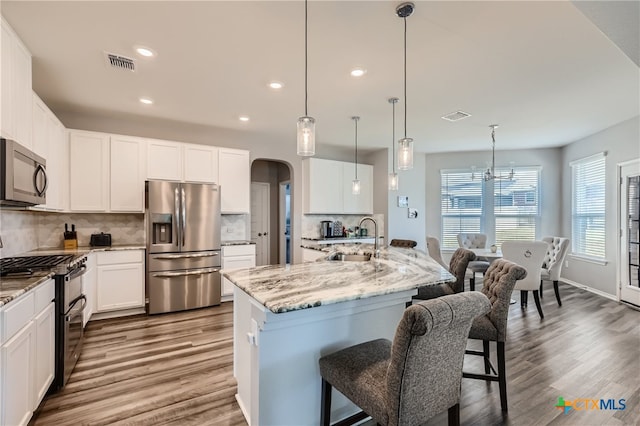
1;292;35;344
222;255;255;270
34;279;55;313
222;245;256;257
97;250;144;265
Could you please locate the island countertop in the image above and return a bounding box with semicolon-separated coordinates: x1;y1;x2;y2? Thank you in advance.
223;245;454;314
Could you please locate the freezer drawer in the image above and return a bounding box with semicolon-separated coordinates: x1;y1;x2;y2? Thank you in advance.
147;251;221;272
147;267;221;314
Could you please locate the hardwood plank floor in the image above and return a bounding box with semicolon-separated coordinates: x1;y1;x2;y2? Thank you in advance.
32;283;639;425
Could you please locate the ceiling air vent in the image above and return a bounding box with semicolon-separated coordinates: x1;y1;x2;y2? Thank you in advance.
104;52;136;72
441;111;471;122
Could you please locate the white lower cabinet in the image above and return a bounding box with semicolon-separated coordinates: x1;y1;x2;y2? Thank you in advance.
96;250;145;313
0;279;54;426
221;245;256;300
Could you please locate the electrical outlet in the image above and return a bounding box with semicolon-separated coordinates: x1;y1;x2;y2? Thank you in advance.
226;227;234;233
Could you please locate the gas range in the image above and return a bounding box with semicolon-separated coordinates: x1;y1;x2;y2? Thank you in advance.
0;254;86;277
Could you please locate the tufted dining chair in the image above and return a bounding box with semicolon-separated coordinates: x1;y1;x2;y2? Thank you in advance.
539;236;570;306
501;240;548;319
389;239;417;248
457;233;490;291
416;248;477;300
319;292;491;426
462;258;527;412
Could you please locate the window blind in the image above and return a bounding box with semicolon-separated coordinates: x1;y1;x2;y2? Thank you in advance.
440;170;483;249
494;167;540;247
571;153;606;259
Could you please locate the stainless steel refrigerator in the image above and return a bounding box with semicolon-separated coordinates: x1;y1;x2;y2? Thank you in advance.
145;180;221;314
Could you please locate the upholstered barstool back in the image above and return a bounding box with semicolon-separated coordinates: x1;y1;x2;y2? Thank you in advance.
426;235;448;269
457;233;488;249
540;236;570;306
416;248;476;300
390;239;417;248
319;292;491;426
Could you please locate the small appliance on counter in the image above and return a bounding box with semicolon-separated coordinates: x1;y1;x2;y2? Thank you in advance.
90;232;112;247
320;221;333;238
332;221;344;237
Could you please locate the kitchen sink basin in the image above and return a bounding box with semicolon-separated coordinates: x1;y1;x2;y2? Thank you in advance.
329;253;371;262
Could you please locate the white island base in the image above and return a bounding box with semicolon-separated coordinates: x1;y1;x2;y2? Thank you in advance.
233;286;417;426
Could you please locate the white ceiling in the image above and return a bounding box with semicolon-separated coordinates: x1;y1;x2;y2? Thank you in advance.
2;1;638;155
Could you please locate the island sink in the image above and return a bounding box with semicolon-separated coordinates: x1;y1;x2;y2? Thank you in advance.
329;253;371;262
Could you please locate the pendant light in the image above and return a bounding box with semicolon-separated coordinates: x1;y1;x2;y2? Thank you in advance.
351;116;361;195
388;97;399;191
297;0;315;156
396;2;414;171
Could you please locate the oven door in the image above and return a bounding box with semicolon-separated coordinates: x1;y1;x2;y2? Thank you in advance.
63;294;86;387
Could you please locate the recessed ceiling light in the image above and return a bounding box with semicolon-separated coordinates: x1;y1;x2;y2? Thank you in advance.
269;81;284;89
350;68;366;77
139;98;153;105
239;116;250;122
135;46;155;57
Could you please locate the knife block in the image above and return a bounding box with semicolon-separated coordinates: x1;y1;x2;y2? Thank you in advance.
64;239;78;249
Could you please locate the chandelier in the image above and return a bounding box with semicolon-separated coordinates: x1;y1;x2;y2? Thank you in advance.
473;124;514;181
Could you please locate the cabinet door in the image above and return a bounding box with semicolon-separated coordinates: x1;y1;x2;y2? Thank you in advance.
1;322;34;426
303;158;343;214
96;263;144;312
1;20;14;140
110;135;146;212
44;114;65;211
343;163;373;214
146;139;182;181
184;143;219;183
31;94;48;158
12;36;32;149
69;131;109;211
219;148;250;213
33;303;55;404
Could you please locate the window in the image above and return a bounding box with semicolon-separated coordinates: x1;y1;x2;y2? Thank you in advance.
571;153;606;259
441;170;483;249
440;167;541;250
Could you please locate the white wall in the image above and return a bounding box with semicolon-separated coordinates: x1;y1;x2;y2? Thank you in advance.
561;116;640;296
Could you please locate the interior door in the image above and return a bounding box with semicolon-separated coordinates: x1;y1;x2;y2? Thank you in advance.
620;159;640;306
251;182;270;266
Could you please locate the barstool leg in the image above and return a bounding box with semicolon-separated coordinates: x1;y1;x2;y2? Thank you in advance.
321;378;332;426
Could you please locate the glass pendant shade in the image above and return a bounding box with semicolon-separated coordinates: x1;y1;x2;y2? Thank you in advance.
352;179;361;195
296;116;315;156
397;137;414;170
388;172;399;191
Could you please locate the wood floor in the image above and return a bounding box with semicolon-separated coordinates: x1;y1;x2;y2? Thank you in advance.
32;283;639;426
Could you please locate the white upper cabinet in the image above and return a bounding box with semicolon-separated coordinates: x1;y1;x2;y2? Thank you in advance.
343;162;373;214
31;93;66;211
219;148;250;213
110;135;146;212
303;158;373;215
69;130;109;212
146;139;183;181
1;17;32;149
183;143;219;183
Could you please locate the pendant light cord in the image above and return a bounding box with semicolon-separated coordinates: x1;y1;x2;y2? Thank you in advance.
403;16;407;139
355;118;358;179
392;101;396;173
304;0;308;117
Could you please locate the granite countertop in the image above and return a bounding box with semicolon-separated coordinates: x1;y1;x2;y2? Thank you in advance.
0;244;145;308
223;244;454;314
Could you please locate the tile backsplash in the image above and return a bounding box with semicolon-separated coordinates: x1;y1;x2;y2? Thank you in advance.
221;214;249;241
0;210;39;257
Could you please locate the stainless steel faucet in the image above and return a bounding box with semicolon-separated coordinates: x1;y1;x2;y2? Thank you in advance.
358;217;379;258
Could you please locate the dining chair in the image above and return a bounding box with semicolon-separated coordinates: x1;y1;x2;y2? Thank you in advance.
416;248;476;300
426;235;449;269
463;259;527;412
457;233;490;291
539;236;570;306
501;240;548;318
319;292;491;426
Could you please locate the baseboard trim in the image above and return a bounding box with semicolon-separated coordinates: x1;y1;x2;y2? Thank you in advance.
560;278;617;302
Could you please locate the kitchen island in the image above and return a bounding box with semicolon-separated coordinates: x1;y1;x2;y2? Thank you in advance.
223;245;454;426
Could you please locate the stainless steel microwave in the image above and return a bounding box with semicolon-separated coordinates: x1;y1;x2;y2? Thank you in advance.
0;138;47;206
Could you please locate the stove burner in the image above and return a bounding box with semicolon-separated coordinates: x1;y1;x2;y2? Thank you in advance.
0;254;76;276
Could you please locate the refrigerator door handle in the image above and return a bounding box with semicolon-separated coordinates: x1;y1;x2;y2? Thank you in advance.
151;268;220;278
174;187;180;248
153;252;220;260
181;187;186;247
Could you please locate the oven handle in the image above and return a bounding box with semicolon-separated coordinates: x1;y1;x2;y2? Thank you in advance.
151;268;220;278
64;294;86;319
67;264;87;281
